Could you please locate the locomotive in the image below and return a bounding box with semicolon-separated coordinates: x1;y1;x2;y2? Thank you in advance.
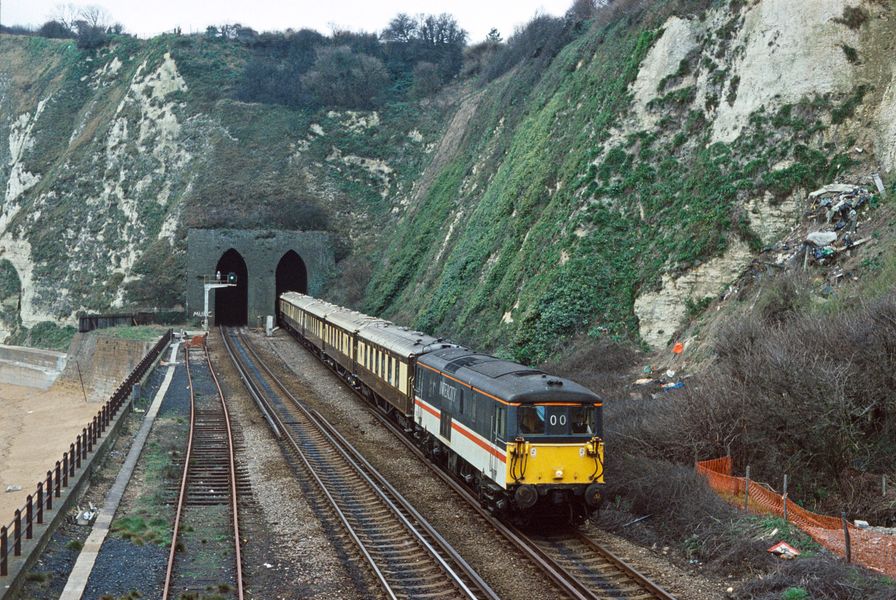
278;292;605;524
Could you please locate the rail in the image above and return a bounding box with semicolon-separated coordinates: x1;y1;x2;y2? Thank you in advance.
0;329;172;578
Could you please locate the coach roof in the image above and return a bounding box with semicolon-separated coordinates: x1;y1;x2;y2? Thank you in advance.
359;321;454;358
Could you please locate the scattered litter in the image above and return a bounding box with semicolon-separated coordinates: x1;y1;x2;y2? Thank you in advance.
661;381;684;391
672;342;684;354
263;562;273;569
855;520;870;529
634;378;654;385
641;365;652;374
5;484;22;493
768;541;800;559
665;369;676;378
75;502;98;525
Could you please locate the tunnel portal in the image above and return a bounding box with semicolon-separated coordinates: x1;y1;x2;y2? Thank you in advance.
215;249;249;326
275;250;308;316
186;229;334;328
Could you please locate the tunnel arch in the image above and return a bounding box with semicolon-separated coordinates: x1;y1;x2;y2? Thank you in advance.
215;248;248;326
275;250;308;316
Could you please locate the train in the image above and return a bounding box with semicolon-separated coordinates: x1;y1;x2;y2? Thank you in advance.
278;292;605;524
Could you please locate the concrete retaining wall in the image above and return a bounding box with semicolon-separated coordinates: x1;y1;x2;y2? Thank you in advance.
0;345;66;390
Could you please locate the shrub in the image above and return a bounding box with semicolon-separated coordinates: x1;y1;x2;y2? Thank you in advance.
741;557;895;599
302;46;390;109
75;22;108;49
835;6;869;30
410;61;442;98
612;285;896;520
480;14;574;82
841;44;860;65
37;20;75;39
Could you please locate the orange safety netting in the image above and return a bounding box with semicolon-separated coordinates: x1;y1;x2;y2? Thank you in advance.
696;457;896;577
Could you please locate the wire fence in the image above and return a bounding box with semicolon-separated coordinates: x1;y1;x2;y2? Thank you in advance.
697;457;896;577
0;330;172;577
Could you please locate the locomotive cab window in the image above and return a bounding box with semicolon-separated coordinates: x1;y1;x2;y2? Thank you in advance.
519;405;595;436
518;406;545;434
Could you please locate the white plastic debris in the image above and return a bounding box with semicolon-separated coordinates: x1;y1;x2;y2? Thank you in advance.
855;519;870;529
5;485;22;493
809;183;856;198
75;503;98;525
806;231;838;246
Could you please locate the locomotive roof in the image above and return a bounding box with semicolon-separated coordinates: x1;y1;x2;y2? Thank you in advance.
418;347;601;405
359;321;454;358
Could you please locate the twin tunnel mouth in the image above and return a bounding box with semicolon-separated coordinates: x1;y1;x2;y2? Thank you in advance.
214;249;307;326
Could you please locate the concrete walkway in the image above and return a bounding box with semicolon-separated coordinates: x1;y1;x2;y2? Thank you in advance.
58;342;181;600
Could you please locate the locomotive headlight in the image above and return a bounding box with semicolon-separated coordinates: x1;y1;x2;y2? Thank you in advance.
554;469;564;480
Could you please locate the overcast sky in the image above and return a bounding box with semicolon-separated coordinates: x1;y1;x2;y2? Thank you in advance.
2;0;574;43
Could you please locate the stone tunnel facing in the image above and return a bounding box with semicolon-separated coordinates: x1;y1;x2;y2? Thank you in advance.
215;249;249;326
275;250;308;317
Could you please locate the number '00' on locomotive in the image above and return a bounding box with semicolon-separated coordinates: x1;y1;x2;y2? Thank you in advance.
278;292;605;523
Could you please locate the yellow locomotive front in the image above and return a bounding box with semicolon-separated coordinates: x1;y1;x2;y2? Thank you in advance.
504;402;604;522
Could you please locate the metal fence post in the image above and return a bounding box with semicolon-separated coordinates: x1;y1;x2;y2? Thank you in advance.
842;512;851;563
744;465;751;511
55;462;61;497
76;436;82;468
25;496;33;539
13;510;21;555
782;474;788;521
1;525;7;575
46;471;53;511
36;484;44;525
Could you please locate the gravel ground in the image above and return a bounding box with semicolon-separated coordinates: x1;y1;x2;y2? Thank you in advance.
251;328;733;600
207;331;376;599
83;537;168;599
82;362;190;600
16;364;171;599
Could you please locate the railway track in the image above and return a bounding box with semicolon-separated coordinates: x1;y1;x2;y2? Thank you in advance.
220;327;498;600
261;328;677;600
163;340;245;600
524;530;673;600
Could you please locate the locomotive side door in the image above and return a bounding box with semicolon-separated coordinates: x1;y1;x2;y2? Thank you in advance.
489;406;506;481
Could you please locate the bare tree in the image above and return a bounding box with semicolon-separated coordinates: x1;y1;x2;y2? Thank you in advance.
51;3;80;32
381;13;417;43
77;5;109;29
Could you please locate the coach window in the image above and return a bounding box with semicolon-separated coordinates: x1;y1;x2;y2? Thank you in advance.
387;356;392;384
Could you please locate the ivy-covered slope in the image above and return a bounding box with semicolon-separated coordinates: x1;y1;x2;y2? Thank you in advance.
362;0;894;363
